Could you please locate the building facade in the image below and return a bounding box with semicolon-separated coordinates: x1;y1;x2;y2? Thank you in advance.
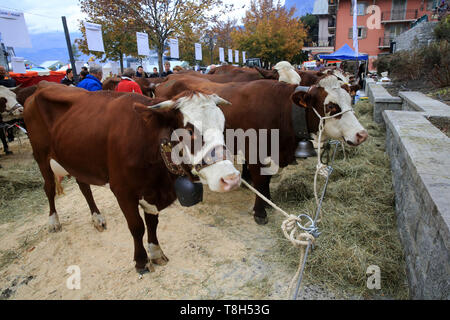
332;0;439;69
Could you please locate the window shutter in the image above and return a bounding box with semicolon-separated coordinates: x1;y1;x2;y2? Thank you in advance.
348;28;353;39
362;27;368;39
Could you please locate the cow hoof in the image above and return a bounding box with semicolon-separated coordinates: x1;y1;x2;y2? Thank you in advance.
148;243;169;266
136;260;155;274
254;215;268;225
48;213;62;232
92;213;107;232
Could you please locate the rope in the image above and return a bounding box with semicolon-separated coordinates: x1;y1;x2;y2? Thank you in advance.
239;106;353;299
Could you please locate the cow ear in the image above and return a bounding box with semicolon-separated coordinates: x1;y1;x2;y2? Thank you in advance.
134;102;159;123
292;91;310;108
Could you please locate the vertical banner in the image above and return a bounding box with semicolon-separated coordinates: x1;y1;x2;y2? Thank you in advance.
352;0;358;56
0;10;31;48
136;32;150;56
219;47;225;63
235;50;239;63
75;61;85;73
194;43;202;61
168;38;179;59
84;22;105;52
11;56;26;73
228;49;233;63
243;51;246;64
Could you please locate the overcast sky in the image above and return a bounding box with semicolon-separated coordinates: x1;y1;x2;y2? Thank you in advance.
0;0;285;34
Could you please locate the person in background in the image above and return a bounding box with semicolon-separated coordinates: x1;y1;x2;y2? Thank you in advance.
77;65;103;91
79;70;88;82
81;66;89;73
313;60;324;71
60;68;75;86
0;66;16;87
115;68;142;94
135;66;147;78
160;61;173;77
149;67;159;78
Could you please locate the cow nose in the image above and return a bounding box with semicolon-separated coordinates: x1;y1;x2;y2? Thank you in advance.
356;130;368;144
220;173;241;192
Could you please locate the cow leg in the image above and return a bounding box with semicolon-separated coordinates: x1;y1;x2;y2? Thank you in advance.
249;165;272;225
76;179;106;232
37;161;62;232
143;212;169;266
115;192;153;273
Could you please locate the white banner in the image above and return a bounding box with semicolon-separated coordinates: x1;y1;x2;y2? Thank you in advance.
219;47;225;63
235;50;239;63
243;51;246;64
168;38;179;59
352;0;359;56
84;22;104;52
0;10;31;48
194;43;202;61
136;32;150;56
228;49;233;63
11;56;26;73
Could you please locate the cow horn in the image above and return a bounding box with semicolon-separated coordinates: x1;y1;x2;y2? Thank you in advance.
211;94;231;106
8;84;22;90
295;86;310;93
148;100;175;109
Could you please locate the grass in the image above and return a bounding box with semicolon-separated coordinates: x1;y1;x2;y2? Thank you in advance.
269;100;409;299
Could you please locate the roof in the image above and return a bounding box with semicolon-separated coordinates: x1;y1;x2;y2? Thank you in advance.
312;0;328;15
319;44;368;61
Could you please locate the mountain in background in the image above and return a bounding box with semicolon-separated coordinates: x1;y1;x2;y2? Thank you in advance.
14;31;91;66
284;0;315;17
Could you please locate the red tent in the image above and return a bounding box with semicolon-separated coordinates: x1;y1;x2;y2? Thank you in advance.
10;70;65;87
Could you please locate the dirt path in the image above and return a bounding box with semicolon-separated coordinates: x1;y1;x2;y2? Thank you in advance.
0;165;337;300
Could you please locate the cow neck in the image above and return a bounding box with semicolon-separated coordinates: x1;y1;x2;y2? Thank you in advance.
291;86;312;140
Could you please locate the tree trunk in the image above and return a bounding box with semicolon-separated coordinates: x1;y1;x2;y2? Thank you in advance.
119;51;124;74
158;45;164;75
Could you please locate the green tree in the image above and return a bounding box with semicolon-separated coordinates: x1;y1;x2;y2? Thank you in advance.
300;13;319;46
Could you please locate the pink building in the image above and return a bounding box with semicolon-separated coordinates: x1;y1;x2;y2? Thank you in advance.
333;0;438;69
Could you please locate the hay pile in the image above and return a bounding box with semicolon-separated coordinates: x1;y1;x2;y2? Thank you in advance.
270;101;408;299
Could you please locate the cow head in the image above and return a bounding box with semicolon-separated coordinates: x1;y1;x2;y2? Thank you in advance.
138;92;241;192
292;75;368;146
0;86;23;121
273;61;301;85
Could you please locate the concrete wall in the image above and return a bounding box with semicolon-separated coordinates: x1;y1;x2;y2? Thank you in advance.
367;82;402;124
382;92;450;299
394;22;438;52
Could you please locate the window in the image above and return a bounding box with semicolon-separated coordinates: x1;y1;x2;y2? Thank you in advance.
348;27;368;39
350;1;367;15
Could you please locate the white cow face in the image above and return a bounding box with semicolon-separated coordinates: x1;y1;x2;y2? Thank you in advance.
318;76;368;146
152;93;241;192
274;61;301;85
294;76;368;146
0;86;23;120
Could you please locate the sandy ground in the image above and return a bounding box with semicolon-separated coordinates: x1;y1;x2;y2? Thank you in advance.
0;140;337;300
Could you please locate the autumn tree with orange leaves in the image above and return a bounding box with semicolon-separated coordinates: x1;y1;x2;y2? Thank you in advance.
77;0;222;73
231;0;307;67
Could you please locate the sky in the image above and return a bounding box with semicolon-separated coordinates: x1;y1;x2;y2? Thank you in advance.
0;0;287;34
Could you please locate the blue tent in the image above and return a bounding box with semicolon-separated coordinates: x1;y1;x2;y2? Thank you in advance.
319;44;368;61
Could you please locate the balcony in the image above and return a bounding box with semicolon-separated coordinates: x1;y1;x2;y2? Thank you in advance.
381;9;419;22
328;5;337;16
378;37;393;48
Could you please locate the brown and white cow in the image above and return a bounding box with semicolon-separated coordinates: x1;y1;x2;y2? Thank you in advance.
155;74;368;224
0;85;23;122
24;82;240;273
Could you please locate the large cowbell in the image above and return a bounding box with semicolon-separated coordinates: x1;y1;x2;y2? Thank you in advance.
174;176;203;207
292;86;317;159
